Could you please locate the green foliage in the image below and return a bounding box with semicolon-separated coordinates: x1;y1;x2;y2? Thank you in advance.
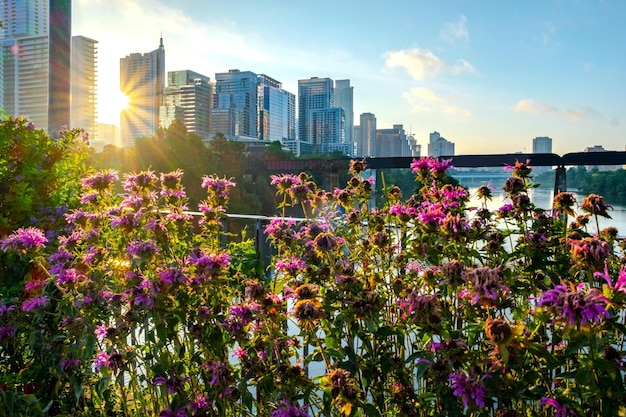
0;115;89;236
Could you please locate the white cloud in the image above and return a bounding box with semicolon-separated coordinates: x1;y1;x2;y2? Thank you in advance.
441;15;469;43
514;99;600;121
384;47;477;80
403;87;471;117
515;99;559;114
406;87;444;102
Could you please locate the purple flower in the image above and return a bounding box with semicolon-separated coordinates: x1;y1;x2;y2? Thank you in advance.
200;359;231;388
460;266;510;306
93;351;110;371
159;408;188;417
270;173;301;192
159;267;188;286
1;227;48;251
56;268;84;285
123;170;158;191
160;170;184;188
399;291;441;328
127;239;159;258
61;358;82;371
540;397;569;417
410;157;431;174
201;175;236;198
538;281;609;326
81;169;119;191
21;295;49;312
264;218;297;242
153;375;189;394
222;302;260;332
187;394;210;414
188;249;231;282
0;303;15;317
0;325;15;341
449;370;488;408
275;256;307;274
271;401;309;417
596;265;626;295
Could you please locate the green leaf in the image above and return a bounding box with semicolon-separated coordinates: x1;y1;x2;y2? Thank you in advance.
363;403;382;417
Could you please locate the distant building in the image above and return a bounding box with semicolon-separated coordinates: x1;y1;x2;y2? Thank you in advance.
376;124;417;157
1;0;71;133
97;122;120;145
48;0;72;135
257;74;296;145
120;37;165;147
532;136;553;173
312;107;349;155
532;136;552;153
211;69;258;138
298;77;334;155
584;145;620;171
71;36;98;138
357;112;377;157
298;77;350;156
208;70;294;148
428;131;455;157
161;70;213;139
334;79;354;149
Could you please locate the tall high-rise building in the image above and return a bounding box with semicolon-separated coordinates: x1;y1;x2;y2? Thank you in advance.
298;77;350;156
357;112;377;157
211;69;258;138
71;36;98;138
48;0;71;135
1;0;71;133
428;131;455;157
161;70;213;139
120;37;165;147
334;79;354;148
257;74;296;145
532;136;552;153
376;124;414;157
312;107;348;155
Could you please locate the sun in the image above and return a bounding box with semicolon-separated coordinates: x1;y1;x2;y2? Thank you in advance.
98;90;130;126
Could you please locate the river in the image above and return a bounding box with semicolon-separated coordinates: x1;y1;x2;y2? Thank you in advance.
467;187;626;236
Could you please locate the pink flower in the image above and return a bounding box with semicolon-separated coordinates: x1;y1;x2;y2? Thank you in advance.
540;397;569;417
1;227;48;251
596;265;626;294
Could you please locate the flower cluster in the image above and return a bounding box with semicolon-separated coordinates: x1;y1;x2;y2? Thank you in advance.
3;154;626;417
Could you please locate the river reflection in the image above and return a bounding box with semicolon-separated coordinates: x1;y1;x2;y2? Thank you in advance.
467;187;626;236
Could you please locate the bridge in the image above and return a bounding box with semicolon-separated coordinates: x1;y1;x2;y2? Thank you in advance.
246;151;626;193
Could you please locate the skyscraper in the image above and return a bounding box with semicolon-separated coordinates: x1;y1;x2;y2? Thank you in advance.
298;77;348;156
334;79;354;149
532;136;552;153
120;37;165;147
357;112;377;157
376;124;412;157
161;70;213;139
48;0;71;135
428;131;455;157
211;69;258;138
1;0;48;129
71;36;98;138
257;74;296;145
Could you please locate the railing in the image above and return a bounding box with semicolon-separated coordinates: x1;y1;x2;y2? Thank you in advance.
247;151;626;193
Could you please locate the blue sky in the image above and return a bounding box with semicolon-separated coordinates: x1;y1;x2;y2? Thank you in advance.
73;0;626;155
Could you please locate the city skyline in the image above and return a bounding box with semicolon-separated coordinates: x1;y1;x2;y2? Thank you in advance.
73;0;626;155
